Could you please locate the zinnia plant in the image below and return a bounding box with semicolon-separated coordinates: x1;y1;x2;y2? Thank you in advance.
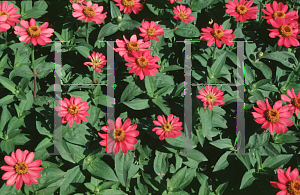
152;114;183;140
173;4;195;24
281;88;300;118
1;149;43;190
226;0;258;23
137;21;165;41
0;1;21;27
196;85;225;110
113;0;143;15
84;51;107;73
72;1;107;24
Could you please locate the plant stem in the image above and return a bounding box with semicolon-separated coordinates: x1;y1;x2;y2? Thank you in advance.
86;22;89;44
93;69;97;84
212;43;217;63
31;44;37;98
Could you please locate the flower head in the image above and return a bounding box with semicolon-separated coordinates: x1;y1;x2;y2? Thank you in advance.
252;99;293;135
98;117;139;154
200;23;236;47
137;21;165;41
226;0;258;23
173;5;195;24
262;1;299;25
84;51;107;73
270;167;300;195
268;17;299;47
114;34;152;58
152;114;183;140
14;18;54;46
69;0;86;4
72;1;107;24
124;50;160;80
0;14;10;32
0;1;21;27
55;96;90;127
0;149;43;190
169;0;182;4
281;88;300;118
196;85;225;110
113;0;143;15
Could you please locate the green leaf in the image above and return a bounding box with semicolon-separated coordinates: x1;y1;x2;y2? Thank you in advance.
153;73;174;88
119;20;141;31
153;150;169;180
123;98;150;110
198;178;209;195
252;79;272;89
145;76;157;97
110;1;121;19
236;154;251;171
35;137;53;151
152;97;171;116
21;0;32;14
0;76;16;93
211;52;226;77
75;46;91;58
262;154;293;169
7;117;24;135
64;124;90;146
165;134;197;149
240;169;256;190
175;22;200;38
23;8;47;19
120;82;143;103
100;189;127;195
246;133;270;149
161;65;184;73
0;139;14;154
87;157;118;181
60;166;85;195
115;152;134;186
210;139;233;150
0;95;15;106
97;22;119;39
262;51;297;69
215;181;229;195
9;65;34;79
168;167;196;192
251;61;272;79
213;151;231;172
191;0;214;11
199;108;212;138
0;54;8;75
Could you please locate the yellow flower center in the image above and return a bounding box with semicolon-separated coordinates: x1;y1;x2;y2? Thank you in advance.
0;11;9;21
292;97;300;109
71;0;82;3
67;104;79;115
236;5;247;15
27;26;41;37
126;41;140;52
136;56;148;67
92;59;100;67
163;122;173;132
179;12;187;19
83;7;95;18
114;128;125;141
211;29;224;39
147;28;156;36
205;93;215;102
14;162;28;175
279;25;293;37
286;180;300;195
121;0;135;7
272;11;285;19
264;109;279;123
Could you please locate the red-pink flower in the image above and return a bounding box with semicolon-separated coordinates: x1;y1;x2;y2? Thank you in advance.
0;1;21;27
152;114;183;140
55;96;90;127
200;23;236;47
114;34;152;58
226;0;258;23
268;17;299;47
14;18;54;46
69;0;86;4
0;149;43;190
137;21;165;41
173;5;195;24
252;99;293;135
281;88;300;118
72;1;107;24
262;1;299;24
84;51;107;73
270;167;300;195
169;0;182;4
98;117;139;154
113;0;143;15
124;50;160;80
196;85;225;110
0;14;9;32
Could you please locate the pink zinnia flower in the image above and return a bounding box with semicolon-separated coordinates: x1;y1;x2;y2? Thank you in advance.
152;114;183;140
114;34;152;58
281;88;300;118
262;1;299;25
200;23;236;47
84;51;107;73
14;18;54;46
0;14;10;32
0;149;43;190
252;99;293;135
168;0;182;4
72;1;107;24
98;117;139;154
54;96;90;127
268;17;299;47
226;0;258;23
196;85;225;110
69;0;86;4
270;167;300;195
113;0;143;15
0;1;21;27
173;5;195;24
137;21;165;41
124;50;160;80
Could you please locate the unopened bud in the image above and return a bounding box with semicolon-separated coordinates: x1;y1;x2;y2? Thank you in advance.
117;16;122;23
257;51;263;59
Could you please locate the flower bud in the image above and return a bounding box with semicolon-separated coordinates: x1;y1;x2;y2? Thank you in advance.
257;51;263;59
117;15;122;23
